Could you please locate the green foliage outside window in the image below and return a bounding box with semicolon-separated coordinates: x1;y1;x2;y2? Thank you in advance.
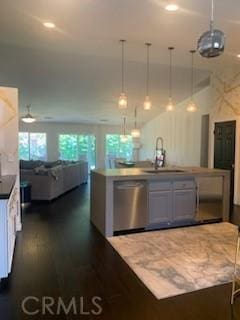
59;134;96;170
106;134;133;161
29;133;47;160
19;132;29;160
19;132;47;160
78;135;96;170
59;135;78;161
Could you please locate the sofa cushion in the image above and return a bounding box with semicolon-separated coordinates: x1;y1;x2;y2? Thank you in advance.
60;160;78;166
34;166;49;176
34;165;63;180
44;160;62;168
20;169;35;176
20;160;43;170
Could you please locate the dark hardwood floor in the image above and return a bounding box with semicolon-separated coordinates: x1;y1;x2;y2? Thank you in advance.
0;184;240;319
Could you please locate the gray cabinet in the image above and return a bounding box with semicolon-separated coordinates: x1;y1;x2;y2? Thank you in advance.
149;190;172;224
173;189;196;221
148;179;197;227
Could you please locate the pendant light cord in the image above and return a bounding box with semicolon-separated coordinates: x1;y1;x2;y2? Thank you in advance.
168;47;174;99
190;50;195;99
120;40;126;93
210;0;214;33
123;116;126;136
134;107;137;129
145;43;151;97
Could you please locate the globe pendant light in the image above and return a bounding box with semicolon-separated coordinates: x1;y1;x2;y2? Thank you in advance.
118;40;128;109
21;105;36;123
197;0;225;58
143;43;152;110
166;47;175;111
187;50;197;112
120;117;128;143
131;107;140;138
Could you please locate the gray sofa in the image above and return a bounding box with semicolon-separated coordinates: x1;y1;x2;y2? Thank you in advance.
20;160;88;201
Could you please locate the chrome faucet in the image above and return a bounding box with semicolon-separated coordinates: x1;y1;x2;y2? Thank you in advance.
154;137;165;169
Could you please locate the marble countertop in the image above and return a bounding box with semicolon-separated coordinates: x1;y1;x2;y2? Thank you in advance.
92;166;230;180
0;175;16;199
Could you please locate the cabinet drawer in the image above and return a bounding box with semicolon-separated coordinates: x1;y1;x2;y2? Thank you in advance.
149;181;172;191
173;180;195;190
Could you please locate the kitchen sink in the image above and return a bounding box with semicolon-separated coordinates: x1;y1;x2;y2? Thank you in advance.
143;169;185;174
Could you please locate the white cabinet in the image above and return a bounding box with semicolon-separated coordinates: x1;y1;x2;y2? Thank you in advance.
148;178;197;227
0;183;18;279
149;191;172;224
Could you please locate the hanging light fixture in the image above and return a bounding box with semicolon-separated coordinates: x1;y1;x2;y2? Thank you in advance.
143;43;152;110
166;47;175;111
118;40;128;109
120;116;128;143
21;105;36;123
187;50;197;112
197;0;225;58
165;1;179;11
131;107;140;138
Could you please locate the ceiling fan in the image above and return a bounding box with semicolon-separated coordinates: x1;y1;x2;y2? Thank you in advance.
197;0;225;58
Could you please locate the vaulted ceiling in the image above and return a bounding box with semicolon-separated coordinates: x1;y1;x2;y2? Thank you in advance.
0;0;239;124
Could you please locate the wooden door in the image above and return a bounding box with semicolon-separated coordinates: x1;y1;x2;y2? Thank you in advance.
214;121;236;208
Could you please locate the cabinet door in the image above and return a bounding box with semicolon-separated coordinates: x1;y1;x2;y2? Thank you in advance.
7;195;17;274
149;191;172;224
173;189;196;221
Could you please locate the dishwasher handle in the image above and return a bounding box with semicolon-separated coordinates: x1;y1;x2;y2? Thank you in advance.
115;182;145;190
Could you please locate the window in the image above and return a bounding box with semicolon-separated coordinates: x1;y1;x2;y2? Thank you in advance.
58;134;96;170
59;134;78;161
78;135;96;170
19;132;47;160
106;134;133;165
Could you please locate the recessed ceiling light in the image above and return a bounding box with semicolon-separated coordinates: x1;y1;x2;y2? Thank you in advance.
43;22;56;29
165;3;179;11
237;54;240;58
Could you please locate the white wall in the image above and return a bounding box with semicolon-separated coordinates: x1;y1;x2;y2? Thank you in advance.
0;86;21;230
0;87;19;175
140;66;240;206
19;121;123;169
140;86;212;166
209;67;240;205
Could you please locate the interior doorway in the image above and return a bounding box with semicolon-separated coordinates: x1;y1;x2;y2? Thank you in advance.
214;121;236;209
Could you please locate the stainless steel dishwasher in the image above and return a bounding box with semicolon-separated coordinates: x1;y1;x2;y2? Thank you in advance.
114;180;147;232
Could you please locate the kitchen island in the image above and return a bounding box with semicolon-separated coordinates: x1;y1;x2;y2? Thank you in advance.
90;167;230;237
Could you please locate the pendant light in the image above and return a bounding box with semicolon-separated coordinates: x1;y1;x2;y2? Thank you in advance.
131;107;140;138
165;1;179;11
118;40;128;109
166;47;175;111
120;117;128;143
143;43;152;110
21;105;36;123
197;0;225;58
187;50;197;112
